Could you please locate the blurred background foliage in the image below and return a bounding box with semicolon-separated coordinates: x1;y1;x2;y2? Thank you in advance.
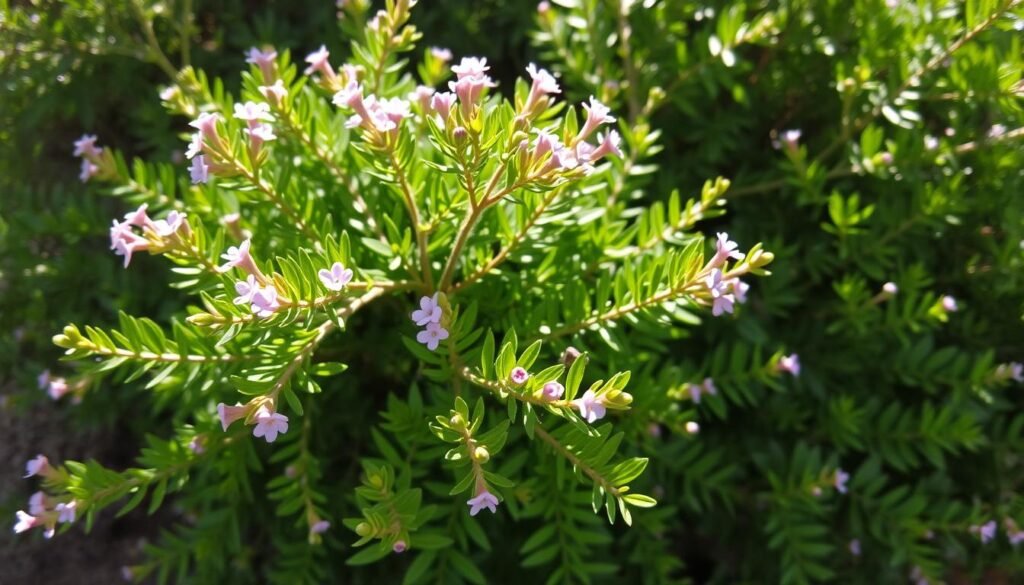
2;0;1024;584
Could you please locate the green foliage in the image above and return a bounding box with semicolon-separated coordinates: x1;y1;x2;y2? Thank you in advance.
3;0;1024;584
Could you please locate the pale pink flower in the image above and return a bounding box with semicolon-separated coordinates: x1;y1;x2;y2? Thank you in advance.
538;1;551;13
375;97;411;130
250;286;281;318
13;510;38;534
941;295;958;312
416;322;449;351
122;204;151;227
73;134;101;158
577;96;615;143
47;377;70;400
882;282;898;295
778;354;801;376
430;47;453;62
588;130;623;161
185;133;203;160
541;146;579;174
333;81;367;111
706;269;735;316
409;85;435;112
152;211;188;238
711;232;743;267
79;158;98;183
233;275;261;305
685;421;700;434
451;57;490;80
245;123;277;150
411;294;442;326
109;220;149;268
234;101;274;125
217;402;249;432
774;129;801;150
37;370;51;390
996;362;1024;383
393;540;407;553
29;492;46;515
702;377;717;396
304;45;334;78
430;92;457;123
449;65;496;119
189;155;209;184
970;520;997;543
25;455;49;478
311;520;330;534
510;367;529;386
188;436;204;454
245;47;278;80
533;130;561;161
188;112;222;145
688;383;703;403
56;501;76;524
259;80;288;105
542;381;564;400
319;262;354;291
728;278;750;303
219;239;262;276
160;86;179;101
524;63;559;113
466;489;499;516
834;468;849;494
252;406;289;442
572;390;606;423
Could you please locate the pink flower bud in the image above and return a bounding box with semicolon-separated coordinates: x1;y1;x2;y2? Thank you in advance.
510;367;529;386
245;47;278;82
431;92;457;123
217;403;250;432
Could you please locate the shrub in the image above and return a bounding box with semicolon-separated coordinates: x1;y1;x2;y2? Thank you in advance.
7;0;1024;584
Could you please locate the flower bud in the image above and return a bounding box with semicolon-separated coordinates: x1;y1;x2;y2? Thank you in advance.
449;412;466;429
473;446;490;463
355;522;373;537
393;540;407;553
453;126;468;144
685;421;700;434
561;347;581;367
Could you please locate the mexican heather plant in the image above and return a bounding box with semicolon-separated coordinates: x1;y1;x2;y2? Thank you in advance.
17;0;774;582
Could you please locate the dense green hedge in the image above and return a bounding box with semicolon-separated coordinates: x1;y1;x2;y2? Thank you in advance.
2;1;1023;584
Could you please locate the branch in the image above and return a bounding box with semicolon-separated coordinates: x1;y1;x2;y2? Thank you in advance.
451;187;563;292
533;425;621;497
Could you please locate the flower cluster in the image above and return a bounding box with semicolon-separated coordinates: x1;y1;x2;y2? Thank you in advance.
685;378;718;404
970;520;997;544
13;456;78;539
108;204;191;268
333;80;413;147
777;354;801;376
217;239;285;319
233;101;277;157
218;401;289;443
467;488;499;516
37;370;72;401
703;233;750;316
411;294;449;351
318;262;354;292
73;134;99;182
